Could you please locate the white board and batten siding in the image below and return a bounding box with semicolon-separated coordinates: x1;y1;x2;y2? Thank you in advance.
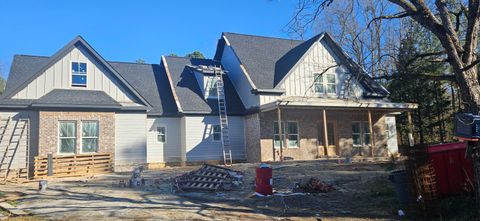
12;45;139;105
146;117;182;163
259;39;365;105
115;113;147;166
184;116;245;161
220;45;260;109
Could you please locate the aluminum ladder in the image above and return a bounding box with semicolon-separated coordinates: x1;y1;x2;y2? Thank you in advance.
214;67;233;166
0;118;28;183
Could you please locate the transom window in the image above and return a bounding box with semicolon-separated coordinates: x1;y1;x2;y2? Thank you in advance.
82;121;99;153
59;121;76;154
313;73;336;95
352;122;371;147
212;125;221;141
156;126;166;143
71;62;87;87
204;76;218;99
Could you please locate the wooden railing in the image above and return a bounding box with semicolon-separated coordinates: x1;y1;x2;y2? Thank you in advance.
34;153;113;179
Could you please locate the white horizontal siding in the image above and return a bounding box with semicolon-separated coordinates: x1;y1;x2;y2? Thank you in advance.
146;117;182;163
184;116;245;161
0;111;38;170
115;113;147;166
13;45;139;104
220;45;259;109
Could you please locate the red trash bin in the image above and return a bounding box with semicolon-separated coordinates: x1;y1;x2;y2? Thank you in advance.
427;142;474;196
255;164;272;195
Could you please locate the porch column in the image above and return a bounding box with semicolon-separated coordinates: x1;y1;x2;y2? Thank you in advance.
407;111;414;146
368;110;375;157
277;107;283;162
323;109;329;156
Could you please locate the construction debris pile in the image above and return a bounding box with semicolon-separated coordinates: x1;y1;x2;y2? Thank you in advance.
294;178;335;193
172;164;244;192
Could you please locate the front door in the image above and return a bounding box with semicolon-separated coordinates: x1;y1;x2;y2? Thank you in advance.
317;122;337;156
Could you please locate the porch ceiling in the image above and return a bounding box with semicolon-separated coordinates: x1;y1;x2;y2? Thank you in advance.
260;96;418;112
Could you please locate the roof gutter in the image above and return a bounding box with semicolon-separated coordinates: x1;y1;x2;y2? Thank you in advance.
251;88;285;95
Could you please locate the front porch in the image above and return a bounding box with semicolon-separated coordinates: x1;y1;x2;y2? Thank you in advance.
245;97;417;162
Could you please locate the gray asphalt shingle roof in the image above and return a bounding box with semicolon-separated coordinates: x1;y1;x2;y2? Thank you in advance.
1;55;178;115
163;56;245;115
32;89;121;108
215;32;389;97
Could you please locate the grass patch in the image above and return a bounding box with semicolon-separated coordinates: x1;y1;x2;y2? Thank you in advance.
369;178;395;198
430;196;477;221
0;191;5;198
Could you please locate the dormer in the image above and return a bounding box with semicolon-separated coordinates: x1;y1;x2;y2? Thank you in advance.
188;65;225;100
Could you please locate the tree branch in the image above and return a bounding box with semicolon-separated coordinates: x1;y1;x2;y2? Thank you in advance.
367;11;411;29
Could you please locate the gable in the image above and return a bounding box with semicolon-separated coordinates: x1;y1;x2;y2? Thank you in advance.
11;45;139;104
276;39;364;98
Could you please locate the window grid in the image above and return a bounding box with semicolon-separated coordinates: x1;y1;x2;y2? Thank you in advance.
273;121;286;149
81;121;99;153
59;121;76;154
287;121;299;148
313;73;336;95
157;126;166;143
72;62;87;87
352;121;371;147
212;125;221;141
205;76;218;99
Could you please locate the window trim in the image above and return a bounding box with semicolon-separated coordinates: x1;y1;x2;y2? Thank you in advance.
80;121;99;154
212;124;222;142
70;61;88;88
204;76;218;99
58;121;77;155
286;121;299;148
312;72;337;96
156;126;167;144
273;121;286;149
352;121;371;148
325;73;337;95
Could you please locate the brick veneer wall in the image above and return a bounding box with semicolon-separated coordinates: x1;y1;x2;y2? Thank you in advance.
258;109;390;161
38;111;115;156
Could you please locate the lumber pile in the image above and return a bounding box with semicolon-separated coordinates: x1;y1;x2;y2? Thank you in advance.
172;164;243;192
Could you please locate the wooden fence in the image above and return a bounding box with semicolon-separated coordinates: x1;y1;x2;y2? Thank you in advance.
34;153;113;179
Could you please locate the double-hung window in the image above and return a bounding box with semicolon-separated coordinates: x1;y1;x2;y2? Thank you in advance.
273;121;286;148
72;62;87;87
313;73;336;95
352;122;371;147
212;125;221;141
157;126;166;143
287;122;299;148
204;76;218;99
82;121;99;153
59;121;76;154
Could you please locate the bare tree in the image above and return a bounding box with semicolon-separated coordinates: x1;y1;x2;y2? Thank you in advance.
288;0;480;210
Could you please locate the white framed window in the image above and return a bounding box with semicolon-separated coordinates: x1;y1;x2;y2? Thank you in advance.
71;61;87;87
212;125;221;141
204;76;218;99
59;121;76;154
81;121;98;153
273;121;286;148
352;122;371;147
287;121;299;148
314;73;324;94
156;126;166;143
313;73;336;95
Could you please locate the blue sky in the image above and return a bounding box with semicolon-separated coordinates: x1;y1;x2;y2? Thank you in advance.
0;0;301;79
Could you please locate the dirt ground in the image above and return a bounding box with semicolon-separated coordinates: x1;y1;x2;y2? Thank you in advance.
0;161;410;220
